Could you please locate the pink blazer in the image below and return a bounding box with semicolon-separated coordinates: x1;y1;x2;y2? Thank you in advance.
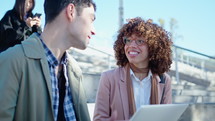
93;66;172;121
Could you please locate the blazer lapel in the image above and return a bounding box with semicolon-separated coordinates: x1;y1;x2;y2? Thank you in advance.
119;67;130;119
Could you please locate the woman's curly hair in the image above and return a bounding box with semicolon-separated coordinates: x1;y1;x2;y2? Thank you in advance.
113;17;173;75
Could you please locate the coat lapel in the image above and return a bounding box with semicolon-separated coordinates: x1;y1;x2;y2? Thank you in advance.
40;59;53;102
68;63;80;111
66;54;83;118
119;67;130;119
22;33;53;112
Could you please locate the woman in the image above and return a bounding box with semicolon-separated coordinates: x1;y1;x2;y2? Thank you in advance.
0;0;42;52
94;17;173;121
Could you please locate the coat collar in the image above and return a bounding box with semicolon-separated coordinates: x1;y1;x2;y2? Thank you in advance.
21;33;54;114
67;51;82;78
21;34;83;79
21;34;84;118
22;33;45;59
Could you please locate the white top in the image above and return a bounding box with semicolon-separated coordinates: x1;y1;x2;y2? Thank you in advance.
130;69;152;110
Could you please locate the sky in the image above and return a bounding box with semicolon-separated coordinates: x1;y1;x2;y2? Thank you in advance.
0;0;215;57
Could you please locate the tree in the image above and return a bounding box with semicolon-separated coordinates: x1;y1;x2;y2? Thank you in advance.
158;18;183;42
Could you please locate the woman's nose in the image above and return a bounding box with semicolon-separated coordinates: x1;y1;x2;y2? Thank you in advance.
129;40;138;46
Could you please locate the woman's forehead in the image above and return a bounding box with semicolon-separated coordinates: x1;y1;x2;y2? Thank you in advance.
127;34;144;40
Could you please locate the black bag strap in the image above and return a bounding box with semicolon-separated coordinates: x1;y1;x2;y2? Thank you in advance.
159;74;165;84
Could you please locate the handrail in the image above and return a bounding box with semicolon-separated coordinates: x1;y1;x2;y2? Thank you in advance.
87;46;114;57
173;45;215;60
88;45;215;60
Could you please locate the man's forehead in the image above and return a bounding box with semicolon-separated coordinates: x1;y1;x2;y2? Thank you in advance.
82;5;95;16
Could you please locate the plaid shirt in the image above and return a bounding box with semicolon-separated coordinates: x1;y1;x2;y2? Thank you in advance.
39;35;76;121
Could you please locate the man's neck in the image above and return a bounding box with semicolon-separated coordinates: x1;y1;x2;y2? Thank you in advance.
40;23;67;62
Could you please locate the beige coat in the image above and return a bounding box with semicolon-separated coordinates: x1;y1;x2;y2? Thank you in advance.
94;66;172;121
0;34;90;121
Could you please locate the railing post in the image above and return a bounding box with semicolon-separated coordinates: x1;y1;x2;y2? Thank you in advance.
186;55;189;64
175;46;180;83
201;60;208;81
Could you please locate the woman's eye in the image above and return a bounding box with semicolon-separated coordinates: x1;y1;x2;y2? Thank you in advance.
138;40;144;43
127;39;132;43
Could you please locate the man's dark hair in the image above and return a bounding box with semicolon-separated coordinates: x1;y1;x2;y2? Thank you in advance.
13;0;35;20
44;0;96;24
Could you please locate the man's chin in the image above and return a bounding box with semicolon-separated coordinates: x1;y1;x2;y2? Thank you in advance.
76;44;87;50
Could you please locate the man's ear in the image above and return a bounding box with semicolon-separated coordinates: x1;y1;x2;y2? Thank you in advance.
66;3;75;21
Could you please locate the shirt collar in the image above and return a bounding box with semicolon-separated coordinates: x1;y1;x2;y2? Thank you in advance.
61;52;68;65
130;69;152;82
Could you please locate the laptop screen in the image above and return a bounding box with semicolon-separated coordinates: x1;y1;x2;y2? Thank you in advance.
130;104;188;121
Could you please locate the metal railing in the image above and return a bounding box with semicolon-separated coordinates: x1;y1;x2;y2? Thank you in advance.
71;44;215;86
172;45;215;85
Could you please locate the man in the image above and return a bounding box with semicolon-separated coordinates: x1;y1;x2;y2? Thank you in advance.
0;0;96;121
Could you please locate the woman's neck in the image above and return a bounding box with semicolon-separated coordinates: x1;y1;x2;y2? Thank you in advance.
130;63;149;81
134;72;148;81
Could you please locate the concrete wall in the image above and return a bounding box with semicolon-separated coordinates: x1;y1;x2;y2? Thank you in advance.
179;103;215;121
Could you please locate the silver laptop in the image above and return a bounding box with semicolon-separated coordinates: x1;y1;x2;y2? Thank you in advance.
130;104;188;121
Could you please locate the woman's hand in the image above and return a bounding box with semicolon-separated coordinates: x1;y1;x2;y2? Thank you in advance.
25;17;41;27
